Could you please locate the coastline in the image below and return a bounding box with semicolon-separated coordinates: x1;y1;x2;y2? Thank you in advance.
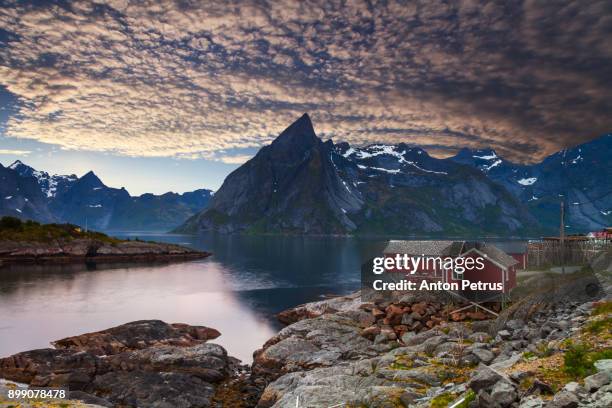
0;239;210;267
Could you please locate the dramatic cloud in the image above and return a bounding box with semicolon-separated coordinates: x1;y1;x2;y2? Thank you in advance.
0;0;610;163
0;149;30;156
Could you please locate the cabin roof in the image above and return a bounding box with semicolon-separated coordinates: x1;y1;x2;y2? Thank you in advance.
384;240;518;269
462;242;518;269
384;240;463;257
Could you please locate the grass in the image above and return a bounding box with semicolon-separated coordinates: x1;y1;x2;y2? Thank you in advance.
592;301;612;316
0;216;120;244
430;392;456;408
454;390;476;408
584;317;612;334
563;342;612;379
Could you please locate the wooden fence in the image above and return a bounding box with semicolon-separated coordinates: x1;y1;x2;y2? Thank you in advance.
526;240;611;269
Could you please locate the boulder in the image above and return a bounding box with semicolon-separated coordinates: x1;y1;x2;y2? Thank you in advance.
584;371;610;392
469;364;510;393
471;348;495;365
52;320;220;355
594;359;612;380
546;391;578;408
491;381;517;407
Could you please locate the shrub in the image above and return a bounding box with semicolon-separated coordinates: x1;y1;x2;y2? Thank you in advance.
592;301;612;316
563;343;612;379
0;216;22;230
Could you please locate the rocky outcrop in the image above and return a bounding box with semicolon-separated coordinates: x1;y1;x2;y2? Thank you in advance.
0;320;237;408
253;271;611;408
0;239;209;265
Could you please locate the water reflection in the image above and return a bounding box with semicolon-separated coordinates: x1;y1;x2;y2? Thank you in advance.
0;233;384;362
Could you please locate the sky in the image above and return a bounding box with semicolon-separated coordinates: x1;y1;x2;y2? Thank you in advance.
0;0;610;195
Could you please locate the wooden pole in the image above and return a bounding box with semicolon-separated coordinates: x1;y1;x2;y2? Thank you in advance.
560;201;565;274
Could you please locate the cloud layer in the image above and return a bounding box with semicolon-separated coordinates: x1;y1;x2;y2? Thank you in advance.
0;0;610;163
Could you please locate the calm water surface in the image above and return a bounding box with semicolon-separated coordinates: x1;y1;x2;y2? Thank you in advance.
0;233;386;362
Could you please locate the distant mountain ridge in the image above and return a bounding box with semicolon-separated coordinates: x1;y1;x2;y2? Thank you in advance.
178;114;609;236
449;135;612;232
1;161;213;231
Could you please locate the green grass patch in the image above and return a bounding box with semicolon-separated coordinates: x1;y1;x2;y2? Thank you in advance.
430;392;456;408
584;317;612;334
0;216;120;244
563;342;612;379
592;301;612;316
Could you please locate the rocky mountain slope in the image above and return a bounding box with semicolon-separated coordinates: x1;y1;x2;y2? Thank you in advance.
451;134;612;233
0;162;56;223
178;114;540;236
2;161;213;231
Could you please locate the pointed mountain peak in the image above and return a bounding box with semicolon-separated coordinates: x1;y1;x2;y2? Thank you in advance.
80;171;104;187
8;160;38;177
272;113;319;150
9;160;29;170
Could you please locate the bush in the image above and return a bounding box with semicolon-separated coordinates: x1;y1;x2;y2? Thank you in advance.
0;216;23;230
563;343;612;379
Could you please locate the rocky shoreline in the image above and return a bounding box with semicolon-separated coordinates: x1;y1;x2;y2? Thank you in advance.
0;238;210;266
1;273;610;407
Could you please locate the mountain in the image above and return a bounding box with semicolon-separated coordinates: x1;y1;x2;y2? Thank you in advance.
177;114;539;236
450;134;612;233
9;160;78;198
0;163;57;223
1;162;214;231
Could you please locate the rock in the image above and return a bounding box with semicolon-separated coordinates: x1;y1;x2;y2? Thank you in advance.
586;383;612;407
68;391;113;407
562;382;585;395
361;325;381;340
52;320;220;355
401;329;439;346
252;313;373;380
90;370;216;408
471;348;495;364
584;371;610;392
0;348;101;387
477;389;501;408
490;352;522;370
546;391;578;408
491;380;517;407
519;395;544;408
506;319;525;330
0;320;235;408
107;343;230;383
526;379;554;396
498;330;512;340
469;364;512;393
275;293;363;325
399;390;420;406
469;332;493;343
594;359;612;380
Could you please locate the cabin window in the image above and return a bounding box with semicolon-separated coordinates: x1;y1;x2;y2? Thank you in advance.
452;268;463;281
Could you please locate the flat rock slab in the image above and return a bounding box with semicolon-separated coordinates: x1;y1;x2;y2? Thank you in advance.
0;320;231;408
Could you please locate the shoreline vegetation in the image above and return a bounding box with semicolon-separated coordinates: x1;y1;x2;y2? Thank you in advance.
0;216;210;267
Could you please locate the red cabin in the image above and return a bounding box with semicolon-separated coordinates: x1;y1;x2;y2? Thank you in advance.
383;240;518;298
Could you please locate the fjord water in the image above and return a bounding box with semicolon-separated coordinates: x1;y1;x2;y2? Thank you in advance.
0;233;385;362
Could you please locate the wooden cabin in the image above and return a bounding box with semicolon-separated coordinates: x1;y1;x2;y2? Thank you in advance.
383;240;518;296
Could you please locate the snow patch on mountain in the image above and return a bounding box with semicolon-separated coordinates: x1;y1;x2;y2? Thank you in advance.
473;152;498;160
517;177;537;186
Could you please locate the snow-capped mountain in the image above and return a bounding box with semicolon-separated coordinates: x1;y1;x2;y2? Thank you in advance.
1;162;214;231
451;134;612;232
0;162;57;223
9;160;78;198
178;114;538;236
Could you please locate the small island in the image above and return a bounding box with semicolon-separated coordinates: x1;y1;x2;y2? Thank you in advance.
0;216;210;266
